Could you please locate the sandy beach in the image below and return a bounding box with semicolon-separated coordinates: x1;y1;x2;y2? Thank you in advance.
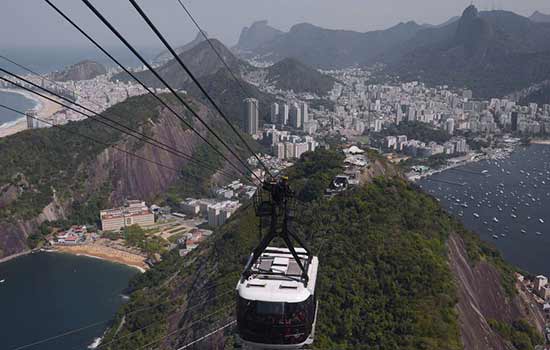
0;88;63;138
56;242;148;272
530;139;550;145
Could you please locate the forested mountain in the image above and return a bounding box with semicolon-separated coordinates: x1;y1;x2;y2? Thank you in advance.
112;39;247;90
386;6;550;98
50;60;107;81
235;7;550;100
265;58;337;96
237;21;424;68
100;150;544;350
233;20;283;52
154;31;208;64
0;93;256;258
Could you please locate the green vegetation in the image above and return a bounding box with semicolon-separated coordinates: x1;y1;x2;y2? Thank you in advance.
286;149;344;201
100;149;533;350
123;225;167;256
0;94;179;223
376;121;452;144
102;150;463;349
266;58;337;96
489;319;543;350
401;153;454;169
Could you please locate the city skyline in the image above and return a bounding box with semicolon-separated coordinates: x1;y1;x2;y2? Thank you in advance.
1;0;550;49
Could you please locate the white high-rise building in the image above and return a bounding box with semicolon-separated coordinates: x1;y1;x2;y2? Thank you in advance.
445;118;455;135
289;103;302;129
281;104;289;126
243;98;259;135
300;102;309;125
270;102;279;124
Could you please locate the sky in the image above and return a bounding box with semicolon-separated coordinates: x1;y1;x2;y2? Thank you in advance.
2;0;550;50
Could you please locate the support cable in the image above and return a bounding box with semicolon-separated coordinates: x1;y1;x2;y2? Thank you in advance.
97;290;234;349
129;0;273;178
43;0;256;181
135;303;235;350
0;104;182;174
176;319;236;350
0;71;238;180
73;0;262;182
174;0;252;101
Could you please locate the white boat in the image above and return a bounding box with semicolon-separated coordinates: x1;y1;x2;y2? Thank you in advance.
492;235;499;239
493;217;499;223
521;229;527;234
482;170;489;174
539;218;545;224
473;213;480;218
511;214;517;218
0;279;4;283
536;232;542;236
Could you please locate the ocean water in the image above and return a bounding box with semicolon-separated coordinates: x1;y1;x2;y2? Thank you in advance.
0;90;37;125
0;46;159;127
418;144;550;277
0;46;160;74
0;252;137;350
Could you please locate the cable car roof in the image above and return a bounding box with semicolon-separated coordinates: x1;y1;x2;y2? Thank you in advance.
237;247;318;303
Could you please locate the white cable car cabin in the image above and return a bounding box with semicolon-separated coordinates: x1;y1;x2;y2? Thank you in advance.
236;247;319;349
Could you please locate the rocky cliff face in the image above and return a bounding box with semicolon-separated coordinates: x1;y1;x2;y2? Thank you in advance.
234;20;283;52
449;233;545;349
0;96;238;259
51;60;107;82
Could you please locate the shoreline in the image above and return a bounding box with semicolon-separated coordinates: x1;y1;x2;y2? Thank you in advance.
0;246;147;273
0;87;63;138
54;244;148;273
0;249;32;264
530;139;550;145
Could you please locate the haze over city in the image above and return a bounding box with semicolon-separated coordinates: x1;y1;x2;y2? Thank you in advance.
2;1;550;349
1;0;550;48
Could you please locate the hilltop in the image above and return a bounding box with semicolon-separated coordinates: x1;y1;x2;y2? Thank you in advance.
0;93;255;259
100;150;544;349
530;11;550;23
236;21;423;69
50;60;107;81
235;7;550;100
385;6;550;98
265;58;337;96
234;20;283;52
154;31;208;65
113;39;246;91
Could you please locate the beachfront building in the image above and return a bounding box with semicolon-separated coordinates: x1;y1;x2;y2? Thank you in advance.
100;200;154;231
55;226;87;245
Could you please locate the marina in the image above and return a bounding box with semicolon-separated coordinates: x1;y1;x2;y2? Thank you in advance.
419;144;550;277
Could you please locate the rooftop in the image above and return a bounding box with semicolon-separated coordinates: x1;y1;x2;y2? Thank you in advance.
237;247;318;303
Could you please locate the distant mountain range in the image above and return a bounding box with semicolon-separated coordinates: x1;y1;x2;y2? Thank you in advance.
235;20;424;69
119;35;335;105
530;10;550;23
235;6;550;99
234;20;283;52
50;60;106;82
387;6;550;98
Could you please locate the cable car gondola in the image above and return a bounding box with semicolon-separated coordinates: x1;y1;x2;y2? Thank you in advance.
236;178;319;349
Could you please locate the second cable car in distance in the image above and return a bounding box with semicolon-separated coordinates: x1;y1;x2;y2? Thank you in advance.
236;178;319;349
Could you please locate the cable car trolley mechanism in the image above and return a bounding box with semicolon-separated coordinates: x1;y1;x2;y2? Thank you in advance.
236;177;319;349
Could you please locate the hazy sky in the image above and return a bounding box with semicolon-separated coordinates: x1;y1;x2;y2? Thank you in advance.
2;0;550;49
